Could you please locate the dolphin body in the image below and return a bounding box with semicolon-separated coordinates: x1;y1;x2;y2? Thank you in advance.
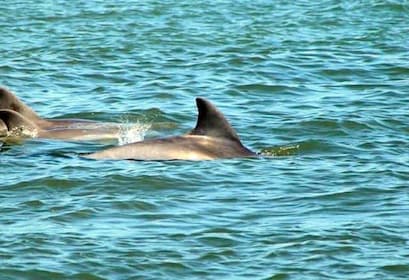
0;87;121;141
85;97;257;160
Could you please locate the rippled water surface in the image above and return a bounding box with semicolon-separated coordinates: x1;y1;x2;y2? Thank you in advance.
1;1;409;279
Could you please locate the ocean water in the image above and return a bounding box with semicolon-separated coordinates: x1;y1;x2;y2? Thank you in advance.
1;0;409;279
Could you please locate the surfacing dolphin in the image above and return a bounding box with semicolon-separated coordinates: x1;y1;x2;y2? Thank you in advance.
0;87;122;141
85;97;257;160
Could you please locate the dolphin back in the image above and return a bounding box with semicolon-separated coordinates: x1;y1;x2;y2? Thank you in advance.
85;97;256;161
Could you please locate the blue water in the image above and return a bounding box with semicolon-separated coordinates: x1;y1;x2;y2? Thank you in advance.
1;1;409;279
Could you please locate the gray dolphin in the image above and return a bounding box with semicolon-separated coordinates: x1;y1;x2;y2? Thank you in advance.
0;87;121;141
85;97;257;160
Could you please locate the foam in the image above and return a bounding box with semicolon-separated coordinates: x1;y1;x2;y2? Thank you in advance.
117;121;151;145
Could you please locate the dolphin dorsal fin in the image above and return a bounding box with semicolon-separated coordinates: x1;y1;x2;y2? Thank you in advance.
0;119;7;136
189;97;240;142
0;109;38;135
0;87;40;121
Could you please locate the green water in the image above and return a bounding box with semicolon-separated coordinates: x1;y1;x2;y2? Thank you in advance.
1;1;409;279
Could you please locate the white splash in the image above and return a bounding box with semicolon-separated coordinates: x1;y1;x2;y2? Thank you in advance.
117;120;151;146
9;126;38;138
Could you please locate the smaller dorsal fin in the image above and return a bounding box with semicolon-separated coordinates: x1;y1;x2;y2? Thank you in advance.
189;97;240;142
0;119;7;136
0;109;38;135
0;87;40;121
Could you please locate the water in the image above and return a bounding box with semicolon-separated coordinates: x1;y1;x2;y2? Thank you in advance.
1;0;409;279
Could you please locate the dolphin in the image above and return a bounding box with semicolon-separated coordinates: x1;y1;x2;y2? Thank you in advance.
0;87;121;141
84;97;257;160
0;109;124;140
